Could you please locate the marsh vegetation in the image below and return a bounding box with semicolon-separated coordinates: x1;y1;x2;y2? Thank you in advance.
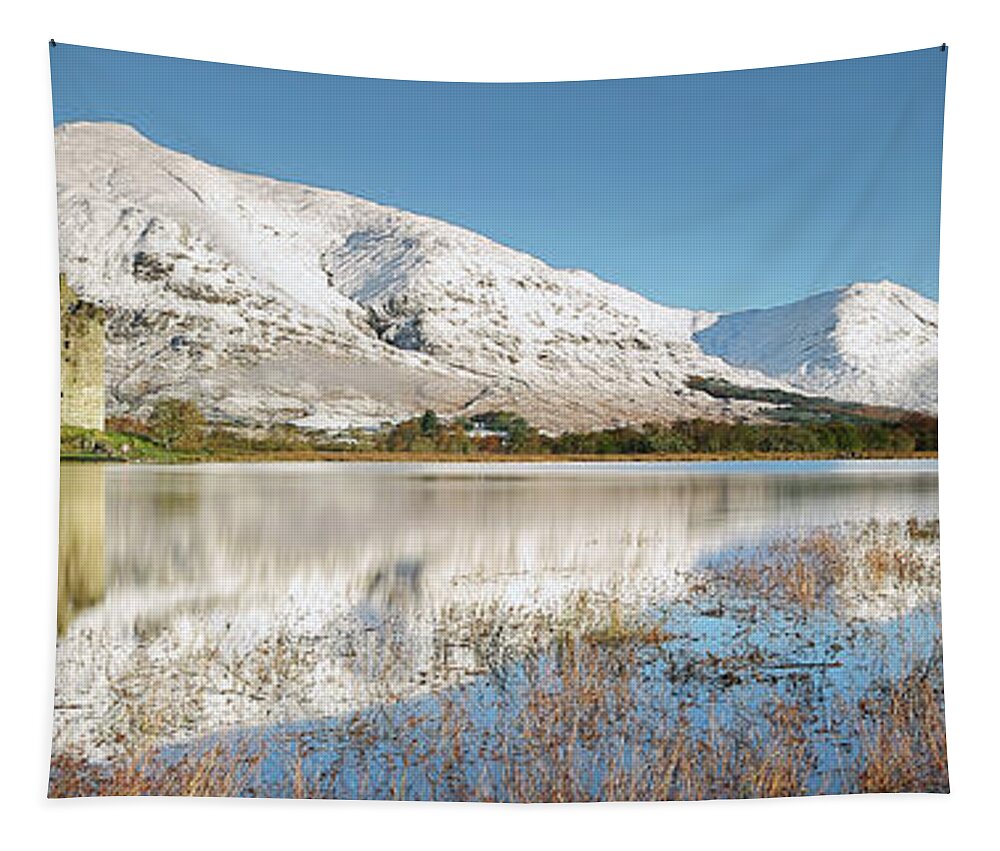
50;462;945;800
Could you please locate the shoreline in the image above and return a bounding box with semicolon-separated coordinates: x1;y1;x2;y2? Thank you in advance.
60;450;940;465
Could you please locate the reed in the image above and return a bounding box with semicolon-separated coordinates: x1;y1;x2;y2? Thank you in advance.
49;520;946;801
711;521;939;615
49;640;947;801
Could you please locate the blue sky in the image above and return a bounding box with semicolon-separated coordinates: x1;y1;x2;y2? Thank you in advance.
50;44;946;312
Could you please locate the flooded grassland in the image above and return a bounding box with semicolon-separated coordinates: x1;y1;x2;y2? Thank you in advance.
50;461;945;800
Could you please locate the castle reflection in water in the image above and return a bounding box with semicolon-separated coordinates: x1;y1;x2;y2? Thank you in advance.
57;461;938;636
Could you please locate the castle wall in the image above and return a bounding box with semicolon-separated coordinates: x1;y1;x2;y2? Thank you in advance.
60;275;106;431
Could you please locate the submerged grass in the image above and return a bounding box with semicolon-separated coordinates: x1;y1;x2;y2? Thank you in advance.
855;647;949;794
49;520;947;801
49;640;947;800
708;519;940;615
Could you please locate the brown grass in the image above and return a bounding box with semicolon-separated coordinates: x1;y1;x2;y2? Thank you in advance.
49;741;264;798
49;522;945;801
855;654;949;794
713;522;938;614
906;517;941;542
49;639;947;801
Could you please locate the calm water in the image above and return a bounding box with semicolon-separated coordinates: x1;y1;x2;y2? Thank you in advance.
55;460;941;791
59;460;937;636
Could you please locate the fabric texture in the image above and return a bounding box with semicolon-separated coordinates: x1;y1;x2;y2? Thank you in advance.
50;43;947;801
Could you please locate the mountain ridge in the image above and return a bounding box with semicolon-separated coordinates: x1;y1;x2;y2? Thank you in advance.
54;122;937;429
695;281;938;413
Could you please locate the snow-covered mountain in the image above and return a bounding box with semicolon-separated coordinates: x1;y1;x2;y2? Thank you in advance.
54;122;937;429
695;283;938;413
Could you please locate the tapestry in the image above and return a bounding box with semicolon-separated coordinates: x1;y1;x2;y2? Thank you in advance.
49;43;948;800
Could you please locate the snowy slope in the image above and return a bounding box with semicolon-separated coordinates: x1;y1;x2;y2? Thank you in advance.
695;282;938;413
54;122;936;428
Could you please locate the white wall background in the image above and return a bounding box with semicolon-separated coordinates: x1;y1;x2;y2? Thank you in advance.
1;2;996;849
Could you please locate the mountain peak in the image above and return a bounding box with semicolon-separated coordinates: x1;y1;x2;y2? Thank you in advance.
695;282;937;412
54;124;937;427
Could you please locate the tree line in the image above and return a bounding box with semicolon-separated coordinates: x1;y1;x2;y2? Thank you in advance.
88;399;935;459
379;410;936;456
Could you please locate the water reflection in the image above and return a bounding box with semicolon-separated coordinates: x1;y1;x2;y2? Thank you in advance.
57;465;105;634
54;461;938;760
60;461;938;634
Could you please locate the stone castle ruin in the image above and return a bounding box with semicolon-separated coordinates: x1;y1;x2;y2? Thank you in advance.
60;274;105;431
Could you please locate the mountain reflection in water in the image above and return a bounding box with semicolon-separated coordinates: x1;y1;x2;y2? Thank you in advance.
54;461;939;762
59;461;937;634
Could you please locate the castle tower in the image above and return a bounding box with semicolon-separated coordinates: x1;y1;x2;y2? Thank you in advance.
59;274;105;431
